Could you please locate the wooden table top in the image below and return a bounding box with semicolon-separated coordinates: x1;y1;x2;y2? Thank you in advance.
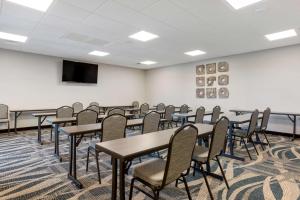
59;118;143;136
47;113;135;124
95;123;213;160
172;111;216;118
230;109;300;116
11;108;56;113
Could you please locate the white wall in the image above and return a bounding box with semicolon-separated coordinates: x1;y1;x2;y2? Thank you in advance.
145;44;300;134
0;49;146;129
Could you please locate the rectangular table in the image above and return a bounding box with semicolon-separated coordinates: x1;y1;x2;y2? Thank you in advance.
10;108;56;133
47;114;136;159
95;123;214;200
59;118;144;188
224;113;263;161
230;109;300;141
172;111;217;126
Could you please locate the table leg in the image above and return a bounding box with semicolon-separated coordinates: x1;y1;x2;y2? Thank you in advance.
111;158;118;200
37;116;42;145
222;122;245;161
292;115;297;141
119;159;126;200
14;112;19;133
54;124;62;161
68;135;83;189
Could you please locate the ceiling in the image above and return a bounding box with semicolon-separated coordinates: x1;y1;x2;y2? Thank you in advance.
0;0;300;69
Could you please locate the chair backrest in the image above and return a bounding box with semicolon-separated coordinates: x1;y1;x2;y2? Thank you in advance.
56;106;73;118
132;101;139;108
142;111;161;134
162;124;198;186
87;105;101;114
211;106;221;123
165;105;175;121
76;109;98;125
101;114;127;142
247;109;259;136
180;104;189;114
0;104;8;119
140;103;149;115
157;103;165;112
89;102;99;106
207;117;229;161
72;102;83;113
195;106;205;123
260;107;271;131
108;108;125;116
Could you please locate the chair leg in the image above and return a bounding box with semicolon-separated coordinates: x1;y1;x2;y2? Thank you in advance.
50;127;53;141
263;131;270;146
193;161;197;176
139;157;142;163
216;156;229;189
256;133;265;150
86;147;90;172
182;175;192;200
95;151;101;184
129;178;135;200
200;164;214;200
154;190;160;200
7;122;10;134
241;138;252;160
250;138;259;155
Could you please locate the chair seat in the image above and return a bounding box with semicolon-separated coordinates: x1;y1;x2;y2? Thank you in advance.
192;145;209;163
0;119;9;123
160;118;167;122
232;129;248;137
133;159;166;187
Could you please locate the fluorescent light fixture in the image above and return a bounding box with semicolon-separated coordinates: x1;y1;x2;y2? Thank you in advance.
129;31;159;42
6;0;53;12
139;60;157;65
89;51;110;57
0;31;27;43
225;0;263;10
265;29;297;41
184;50;206;56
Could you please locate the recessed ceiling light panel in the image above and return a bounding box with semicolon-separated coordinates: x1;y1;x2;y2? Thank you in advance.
0;31;27;43
6;0;53;12
89;51;110;57
139;60;157;65
225;0;263;10
129;31;159;42
184;50;206;56
265;29;297;41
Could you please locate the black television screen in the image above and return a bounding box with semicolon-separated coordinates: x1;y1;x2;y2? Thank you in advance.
62;60;98;84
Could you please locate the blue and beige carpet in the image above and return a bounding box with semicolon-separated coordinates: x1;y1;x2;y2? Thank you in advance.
0;129;300;200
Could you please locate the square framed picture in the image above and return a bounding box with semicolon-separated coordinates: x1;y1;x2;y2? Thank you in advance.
206;63;216;74
206;88;217;98
196;65;205;75
196;88;205;98
196;77;205;87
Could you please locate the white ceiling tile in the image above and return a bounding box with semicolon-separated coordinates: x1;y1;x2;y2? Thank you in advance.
61;0;108;12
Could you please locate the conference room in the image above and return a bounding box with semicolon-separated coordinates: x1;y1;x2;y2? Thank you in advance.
0;0;300;199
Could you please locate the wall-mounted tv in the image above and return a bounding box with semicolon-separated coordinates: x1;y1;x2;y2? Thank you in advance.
62;60;98;84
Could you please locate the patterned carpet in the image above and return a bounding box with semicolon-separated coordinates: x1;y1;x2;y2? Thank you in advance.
0;128;300;200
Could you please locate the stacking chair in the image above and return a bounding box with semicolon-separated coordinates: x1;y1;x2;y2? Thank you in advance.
173;104;189;126
142;111;161;134
129;124;198;200
77;109;98;139
192;117;230;200
140;103;150;117
132;101;139;108
156;103;165;112
107;108;125;116
160;105;175;129
232;110;259;160
210;106;221;124
89;102;99;106
188;106;205;124
50;106;74;141
87;105;101;114
86;114;127;183
256;108;271;148
72;102;83;114
0;104;10;133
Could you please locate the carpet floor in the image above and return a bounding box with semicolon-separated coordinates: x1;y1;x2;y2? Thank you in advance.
0;129;300;200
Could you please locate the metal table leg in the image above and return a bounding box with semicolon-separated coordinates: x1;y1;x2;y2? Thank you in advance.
119;159;126;200
14;111;22;133
37;116;42;144
54;124;62;161
68;135;83;189
222;122;245;161
291;115;297;141
111;158;118;200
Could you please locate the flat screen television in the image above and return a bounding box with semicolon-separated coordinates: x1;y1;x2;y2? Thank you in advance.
62;60;98;84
